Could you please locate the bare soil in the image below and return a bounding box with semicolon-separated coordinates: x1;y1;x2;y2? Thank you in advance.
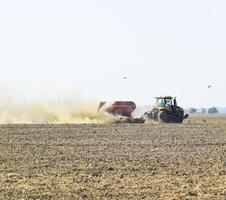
0;117;226;199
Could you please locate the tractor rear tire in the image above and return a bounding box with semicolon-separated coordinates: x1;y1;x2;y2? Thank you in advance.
167;114;183;123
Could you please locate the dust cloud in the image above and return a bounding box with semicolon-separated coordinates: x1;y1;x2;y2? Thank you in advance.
0;87;115;124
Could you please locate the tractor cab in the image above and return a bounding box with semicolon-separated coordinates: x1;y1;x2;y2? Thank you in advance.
154;96;176;110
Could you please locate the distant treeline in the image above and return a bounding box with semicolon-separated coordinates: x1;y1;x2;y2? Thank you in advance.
189;107;219;114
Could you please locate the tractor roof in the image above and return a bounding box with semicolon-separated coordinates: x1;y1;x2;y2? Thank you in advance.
155;96;173;99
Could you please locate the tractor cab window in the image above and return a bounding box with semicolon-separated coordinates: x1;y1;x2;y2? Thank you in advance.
155;99;165;106
165;99;173;107
155;98;173;107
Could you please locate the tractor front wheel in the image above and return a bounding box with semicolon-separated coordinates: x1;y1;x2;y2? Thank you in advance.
157;111;169;123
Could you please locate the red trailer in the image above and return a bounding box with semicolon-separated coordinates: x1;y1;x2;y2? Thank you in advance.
98;101;145;123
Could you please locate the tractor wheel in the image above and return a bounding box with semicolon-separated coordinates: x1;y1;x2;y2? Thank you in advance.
157;111;169;123
168;114;183;123
176;117;183;123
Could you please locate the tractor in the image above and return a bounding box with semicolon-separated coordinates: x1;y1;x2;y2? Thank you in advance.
144;96;188;123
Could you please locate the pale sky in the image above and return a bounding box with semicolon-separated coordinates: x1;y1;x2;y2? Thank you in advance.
0;0;225;107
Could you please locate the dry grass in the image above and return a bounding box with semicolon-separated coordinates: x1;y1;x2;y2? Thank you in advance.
0;117;226;199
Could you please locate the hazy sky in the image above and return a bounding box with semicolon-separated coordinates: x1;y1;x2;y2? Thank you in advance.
0;0;225;107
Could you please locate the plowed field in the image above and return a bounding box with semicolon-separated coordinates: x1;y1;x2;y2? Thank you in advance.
0;117;226;199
